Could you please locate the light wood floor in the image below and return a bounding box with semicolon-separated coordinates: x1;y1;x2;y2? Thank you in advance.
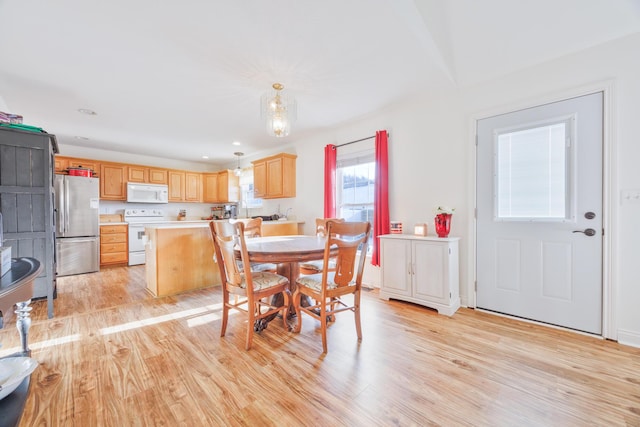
1;266;639;426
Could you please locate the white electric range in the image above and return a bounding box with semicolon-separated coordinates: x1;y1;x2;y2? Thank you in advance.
124;209;166;265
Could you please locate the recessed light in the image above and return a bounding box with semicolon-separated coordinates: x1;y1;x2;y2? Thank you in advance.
74;136;90;140
202;155;209;159
232;141;241;146
77;108;97;115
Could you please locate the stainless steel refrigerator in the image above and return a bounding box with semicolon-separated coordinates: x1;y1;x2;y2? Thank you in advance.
54;175;100;276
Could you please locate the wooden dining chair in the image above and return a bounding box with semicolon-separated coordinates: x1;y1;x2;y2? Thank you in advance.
209;220;290;350
293;220;371;353
299;217;345;275
233;217;277;273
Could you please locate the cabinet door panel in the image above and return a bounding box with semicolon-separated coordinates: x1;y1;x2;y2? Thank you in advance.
100;164;127;200
128;166;147;183
266;157;283;196
148;168;168;184
413;241;448;303
253;161;266;198
54;157;69;173
381;239;412;297
202;173;218;202
185;172;201;202
168;171;185;201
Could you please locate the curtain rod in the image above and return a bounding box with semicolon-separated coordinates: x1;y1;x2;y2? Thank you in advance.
335;131;389;148
336;135;375;148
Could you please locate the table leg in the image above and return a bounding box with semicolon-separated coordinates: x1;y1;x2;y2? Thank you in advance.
15;300;32;356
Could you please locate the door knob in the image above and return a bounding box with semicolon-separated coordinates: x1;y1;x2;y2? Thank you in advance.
573;228;596;236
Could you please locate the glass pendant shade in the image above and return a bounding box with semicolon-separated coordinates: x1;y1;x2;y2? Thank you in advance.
234;152;243;177
261;83;296;138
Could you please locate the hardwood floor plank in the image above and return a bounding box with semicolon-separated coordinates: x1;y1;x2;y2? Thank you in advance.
1;265;639;426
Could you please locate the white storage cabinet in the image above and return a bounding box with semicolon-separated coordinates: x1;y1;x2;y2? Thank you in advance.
379;234;460;316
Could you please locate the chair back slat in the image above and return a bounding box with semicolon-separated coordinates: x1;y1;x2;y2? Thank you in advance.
242;217;263;238
325;220;371;288
315;217;345;237
209;221;248;288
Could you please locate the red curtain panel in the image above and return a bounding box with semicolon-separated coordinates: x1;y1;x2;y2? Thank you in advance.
372;130;389;266
323;144;337;218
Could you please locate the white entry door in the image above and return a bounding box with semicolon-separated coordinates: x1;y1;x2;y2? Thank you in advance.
476;92;603;334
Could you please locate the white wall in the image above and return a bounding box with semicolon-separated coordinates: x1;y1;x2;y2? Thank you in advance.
287;33;640;347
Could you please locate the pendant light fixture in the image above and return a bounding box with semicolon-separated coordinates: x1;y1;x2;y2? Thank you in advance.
234;152;243;177
261;83;296;137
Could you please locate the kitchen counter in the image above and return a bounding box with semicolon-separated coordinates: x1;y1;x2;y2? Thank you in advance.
100;221;128;226
144;224;220;297
144;220;305;236
233;219;304;236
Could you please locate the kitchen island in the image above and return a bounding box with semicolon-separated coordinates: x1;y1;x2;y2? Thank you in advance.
144;223;220;297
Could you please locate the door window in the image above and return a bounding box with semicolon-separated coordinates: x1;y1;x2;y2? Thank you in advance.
494;117;573;221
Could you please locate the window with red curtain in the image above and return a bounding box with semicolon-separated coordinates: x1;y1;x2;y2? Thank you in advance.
325;131;388;266
372;130;389;266
323;144;337;218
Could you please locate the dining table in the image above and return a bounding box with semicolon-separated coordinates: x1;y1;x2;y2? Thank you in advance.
236;235;336;329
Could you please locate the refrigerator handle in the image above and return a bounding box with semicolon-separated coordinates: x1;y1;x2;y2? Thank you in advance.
65;178;70;233
57;178;65;234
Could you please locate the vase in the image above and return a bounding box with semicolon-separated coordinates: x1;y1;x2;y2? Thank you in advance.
434;213;452;238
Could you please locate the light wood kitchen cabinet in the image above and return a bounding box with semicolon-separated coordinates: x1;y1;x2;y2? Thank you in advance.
168;170;200;202
149;168;168;184
100;163;128;200
202;170;239;203
216;170;239;202
202;173;219;202
55;156;100;175
128;165;168;184
100;224;128;266
185;172;201;202
54;157;69;173
168;170;185;202
379;234;460;316
252;153;296;199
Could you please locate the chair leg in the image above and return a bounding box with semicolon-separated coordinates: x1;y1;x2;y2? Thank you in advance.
281;291;290;331
292;289;302;333
221;290;229;337
354;290;362;342
320;298;328;353
245;300;255;350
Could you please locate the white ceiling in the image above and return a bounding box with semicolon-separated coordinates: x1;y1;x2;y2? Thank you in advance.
1;0;639;165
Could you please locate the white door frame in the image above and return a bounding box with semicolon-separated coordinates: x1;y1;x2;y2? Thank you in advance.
466;80;618;340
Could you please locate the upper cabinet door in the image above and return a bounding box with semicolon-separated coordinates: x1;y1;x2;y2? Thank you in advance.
253;161;267;198
252;153;296;199
185;172;201;202
148;168;168;184
100;164;127;200
168;171;185;202
202;173;219;203
128;166;148;183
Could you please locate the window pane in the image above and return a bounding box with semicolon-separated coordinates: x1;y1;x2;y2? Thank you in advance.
496;123;567;219
337;160;375;250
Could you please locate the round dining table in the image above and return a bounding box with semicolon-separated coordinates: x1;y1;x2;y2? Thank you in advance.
241;235;331;283
237;235;335;328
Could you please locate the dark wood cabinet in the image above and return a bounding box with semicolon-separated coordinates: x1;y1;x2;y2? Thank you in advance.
0;127;57;317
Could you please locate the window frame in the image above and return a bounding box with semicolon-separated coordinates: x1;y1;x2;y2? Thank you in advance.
492;114;577;223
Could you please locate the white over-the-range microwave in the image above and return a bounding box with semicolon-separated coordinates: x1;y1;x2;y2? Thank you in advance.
126;182;169;203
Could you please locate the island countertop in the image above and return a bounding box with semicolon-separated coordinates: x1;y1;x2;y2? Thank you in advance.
145;220;304;236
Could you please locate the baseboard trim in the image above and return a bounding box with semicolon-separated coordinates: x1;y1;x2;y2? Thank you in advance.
617;329;640;348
